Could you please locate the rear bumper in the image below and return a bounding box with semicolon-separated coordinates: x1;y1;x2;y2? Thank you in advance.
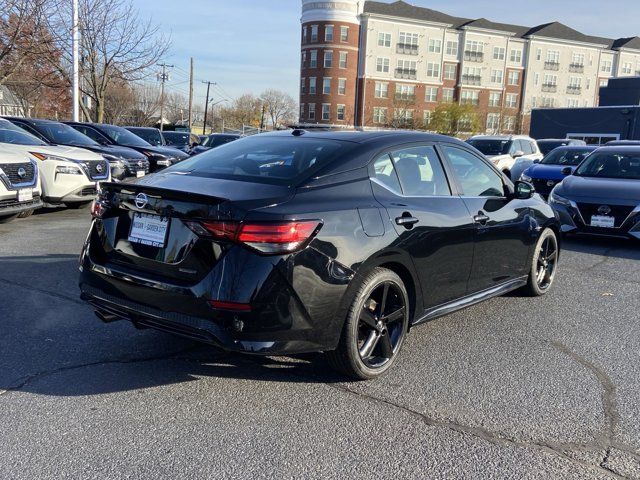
78;239;348;355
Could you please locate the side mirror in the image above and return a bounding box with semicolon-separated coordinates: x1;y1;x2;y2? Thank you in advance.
561;166;572;176
514;180;535;200
533;159;540;164
513;150;525;158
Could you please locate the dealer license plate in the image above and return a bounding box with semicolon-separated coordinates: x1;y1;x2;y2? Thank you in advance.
18;189;33;202
128;213;169;247
590;215;615;228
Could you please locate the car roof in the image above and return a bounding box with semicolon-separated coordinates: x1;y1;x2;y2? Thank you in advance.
125;126;158;131
551;145;597;150
538;138;581;142
3;116;60;125
260;129;465;146
594;145;640;152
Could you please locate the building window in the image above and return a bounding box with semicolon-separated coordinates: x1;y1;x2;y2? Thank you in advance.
425;86;438;102
460;90;479;106
325;25;334;42
322;77;331;94
399;32;419;47
396;84;416;101
309;77;316;94
396;59;417;79
567;98;579;108
322;103;330;120
300;104;304;118
373;107;387;124
490;69;504;84
486;113;500;131
503;116;515;131
324;51;333;68
622;62;633;74
423;110;432;126
536;48;542;61
310;50;317;68
303;26;307;43
508;70;520;86
378;32;391;47
428;39;442;53
374;82;388;98
462;66;481;85
338;78;346;95
505;93;518;108
546;50;560;63
339;51;347;69
426;62;441;79
308;103;316;120
510;49;522;63
301;77;306;94
340;26;349;42
311;25;318;43
601;60;612;73
376;57;390;73
599;79;608;87
493;47;505;60
464;40;484;61
488;92;501;107
446;40;458;56
442;88;454;103
571;52;585;66
543;74;557;85
444;64;457;80
534;73;539;86
337;104;345;120
394;108;414;122
302;51;307;66
540;97;555;108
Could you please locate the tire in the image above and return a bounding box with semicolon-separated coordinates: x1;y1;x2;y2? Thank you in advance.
65;201;92;209
17;209;34;219
326;268;410;380
521;228;559;297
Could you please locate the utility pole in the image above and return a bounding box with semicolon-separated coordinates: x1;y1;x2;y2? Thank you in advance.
157;62;174;131
72;0;80;121
187;58;194;132
202;80;216;135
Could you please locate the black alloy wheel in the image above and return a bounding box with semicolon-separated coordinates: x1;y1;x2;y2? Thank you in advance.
328;268;409;379
523;228;559;296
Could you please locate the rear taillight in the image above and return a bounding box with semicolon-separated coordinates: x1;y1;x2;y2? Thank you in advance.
186;220;322;254
90;200;107;219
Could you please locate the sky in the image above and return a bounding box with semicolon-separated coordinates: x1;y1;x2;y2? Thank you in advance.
134;0;640;107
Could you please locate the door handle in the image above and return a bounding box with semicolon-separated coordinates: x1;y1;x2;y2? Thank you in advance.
395;213;419;228
473;213;490;225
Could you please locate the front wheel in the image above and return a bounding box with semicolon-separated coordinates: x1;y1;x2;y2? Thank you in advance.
522;228;559;296
327;268;409;380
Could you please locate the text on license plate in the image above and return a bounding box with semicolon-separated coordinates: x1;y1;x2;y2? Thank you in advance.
128;213;169;247
590;215;615;228
18;189;33;202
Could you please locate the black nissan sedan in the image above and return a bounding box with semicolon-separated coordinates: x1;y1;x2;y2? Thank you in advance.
79;130;560;379
549;146;640;240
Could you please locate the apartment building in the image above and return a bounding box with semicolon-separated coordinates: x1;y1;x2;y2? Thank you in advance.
299;0;640;133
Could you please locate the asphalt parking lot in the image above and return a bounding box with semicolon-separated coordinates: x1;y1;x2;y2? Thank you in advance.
1;207;639;479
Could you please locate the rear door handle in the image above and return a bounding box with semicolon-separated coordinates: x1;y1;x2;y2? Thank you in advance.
473;213;490;225
395;214;419;228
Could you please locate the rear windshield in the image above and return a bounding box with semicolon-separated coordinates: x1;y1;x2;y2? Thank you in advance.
541;148;595;166
0;119;47;145
163;132;190;146
203;135;239;148
467;139;512;156
167;135;355;185
35;122;99;147
102;125;152;147
538;141;569;155
574;151;640;180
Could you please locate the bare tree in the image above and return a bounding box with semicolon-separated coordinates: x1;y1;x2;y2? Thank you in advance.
0;0;49;85
43;0;170;122
259;89;297;130
221;94;262;130
128;84;161;126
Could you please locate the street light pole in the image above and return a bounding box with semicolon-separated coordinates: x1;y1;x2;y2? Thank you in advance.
72;0;80;121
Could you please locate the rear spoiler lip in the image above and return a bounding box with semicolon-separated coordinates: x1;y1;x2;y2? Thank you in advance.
99;181;229;205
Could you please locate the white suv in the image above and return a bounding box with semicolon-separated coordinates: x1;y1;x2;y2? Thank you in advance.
0;147;43;222
0;119;110;208
467;135;542;179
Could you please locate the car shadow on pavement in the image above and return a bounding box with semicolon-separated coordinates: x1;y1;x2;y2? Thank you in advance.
561;235;640;260
1;254;348;397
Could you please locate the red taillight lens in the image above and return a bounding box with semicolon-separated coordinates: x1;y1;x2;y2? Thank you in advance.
90;200;107;219
188;220;322;254
208;300;252;312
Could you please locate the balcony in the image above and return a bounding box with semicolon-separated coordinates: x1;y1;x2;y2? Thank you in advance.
541;83;557;93
544;61;560;71
566;85;582;95
464;51;484;62
396;43;419;55
395;68;417;80
569;63;585;73
461;74;481;86
394;93;416;102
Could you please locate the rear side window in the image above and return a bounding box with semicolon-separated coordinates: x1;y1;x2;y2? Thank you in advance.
389;146;450;196
168;136;356;185
442;146;505;197
372;154;402;193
